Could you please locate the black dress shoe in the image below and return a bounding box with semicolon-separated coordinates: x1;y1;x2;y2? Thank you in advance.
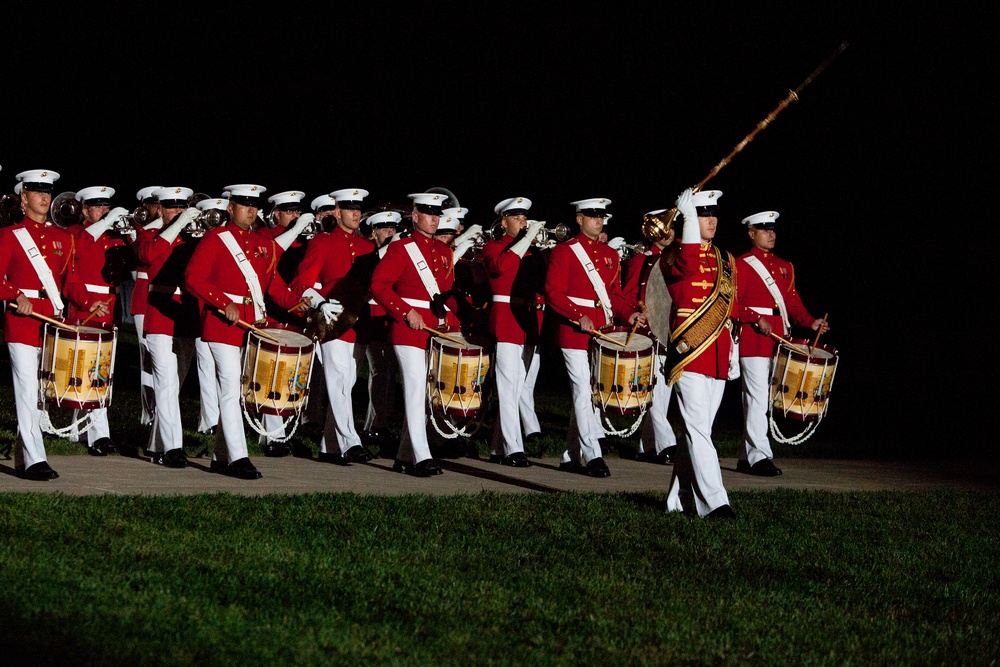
87;439;110;456
393;459;443;477
586;457;611;478
161;448;189;469
318;451;350;466
559;461;587;475
209;460;228;474
707;504;736;520
344;445;374;463
737;459;783;476
501;452;532;468
489;453;502;464
226;457;263;480
636;449;671;464
17;461;59;481
263;443;291;458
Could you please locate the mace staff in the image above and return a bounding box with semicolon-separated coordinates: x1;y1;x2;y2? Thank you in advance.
693;41;849;193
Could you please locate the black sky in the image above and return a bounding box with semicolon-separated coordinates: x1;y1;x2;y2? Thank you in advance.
4;2;996;450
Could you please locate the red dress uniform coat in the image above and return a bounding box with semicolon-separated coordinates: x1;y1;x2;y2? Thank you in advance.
735;247;815;358
0;217;74;346
482;235;546;345
664;241;737;380
184;225;301;347
129;226;159;318
63;225;127;327
369;233;462;349
139;234;201;338
290;226;375;344
544;233;631;351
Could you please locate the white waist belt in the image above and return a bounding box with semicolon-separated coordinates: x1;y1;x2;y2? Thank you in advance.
136;271;149;280
750;306;778;315
402;297;450;311
313;282;323;290
224;292;254;305
492;295;543;309
149;285;183;296
19;288;48;299
492;295;512;303
569;296;600;307
84;284;118;294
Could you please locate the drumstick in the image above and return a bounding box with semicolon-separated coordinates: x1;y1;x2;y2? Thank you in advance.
79;299;111;326
422;326;466;347
287;300;305;313
217;308;282;343
810;312;829;352
768;332;811;356
6;302;79;333
624;301;646;347
570;320;628;348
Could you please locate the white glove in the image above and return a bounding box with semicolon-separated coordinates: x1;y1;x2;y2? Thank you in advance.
85;206;129;240
143;216;164;231
301;287;325;308
510;219;544;258
275;213;315;251
607;236;626;251
452;240;475;262
451;223;483;247
319;298;344;325
159;207;200;245
676;188;701;244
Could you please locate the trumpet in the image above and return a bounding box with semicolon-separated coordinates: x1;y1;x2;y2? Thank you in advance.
483;220;571;249
186;209;229;238
615;240;647;262
110;206;153;234
300;215;325;240
532;221;571;249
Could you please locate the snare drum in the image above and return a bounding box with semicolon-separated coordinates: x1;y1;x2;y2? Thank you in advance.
428;332;491;418
770;338;838;422
590;326;654;415
241;325;315;416
40;323;118;410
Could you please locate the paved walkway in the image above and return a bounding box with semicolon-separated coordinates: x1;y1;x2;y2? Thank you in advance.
1;454;996;496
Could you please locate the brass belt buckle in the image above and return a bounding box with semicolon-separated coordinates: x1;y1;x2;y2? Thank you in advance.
38;289;47;299
243;296;254;305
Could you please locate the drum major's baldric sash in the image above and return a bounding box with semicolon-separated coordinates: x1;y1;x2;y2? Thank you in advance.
667;245;736;385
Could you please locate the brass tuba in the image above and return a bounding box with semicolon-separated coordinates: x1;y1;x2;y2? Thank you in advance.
49;191;83;228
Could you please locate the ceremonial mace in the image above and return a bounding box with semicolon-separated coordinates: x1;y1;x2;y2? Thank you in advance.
641;41;850;242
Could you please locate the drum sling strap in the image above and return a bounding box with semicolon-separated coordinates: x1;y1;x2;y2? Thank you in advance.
12;227;65;314
667;245;737;385
569;241;614;324
403;240;446;326
742;255;791;333
218;230;266;323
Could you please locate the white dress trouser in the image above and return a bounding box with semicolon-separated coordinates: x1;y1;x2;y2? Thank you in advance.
394;344;432;464
134;313;155;426
740;356;774;464
146;333;196;453
520;344;541;436
318;338;363;455
70;407;110;445
196;337;220;433
363;340;397;432
638;352;677;454
560;348;602;465
667;371;731;516
490;342;540;457
208;342;249;464
9;343;47;469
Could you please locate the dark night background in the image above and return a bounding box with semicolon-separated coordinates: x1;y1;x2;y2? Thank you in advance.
3;2;995;457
